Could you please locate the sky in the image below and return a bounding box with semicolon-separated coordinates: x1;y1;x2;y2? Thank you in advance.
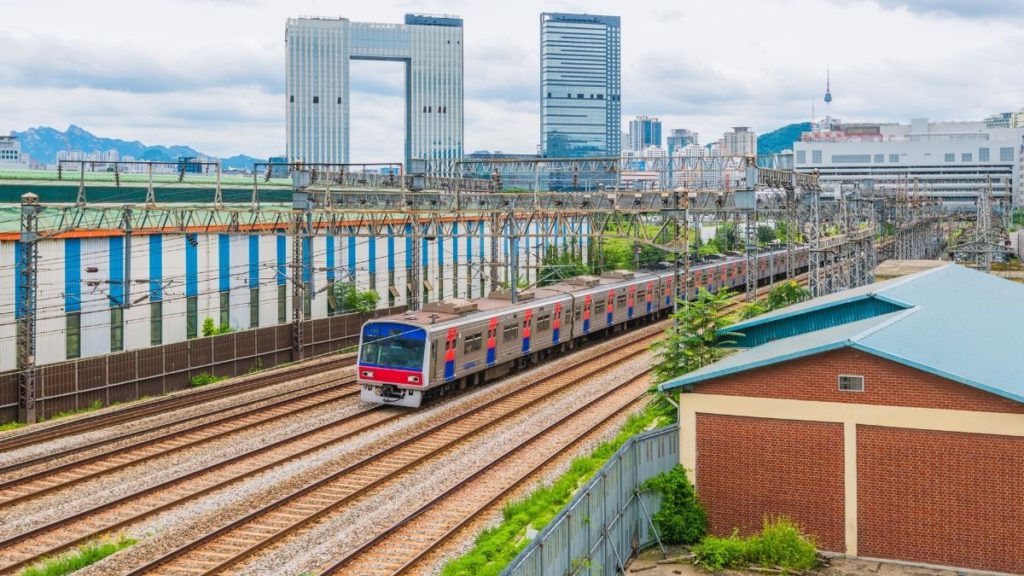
1;0;1022;162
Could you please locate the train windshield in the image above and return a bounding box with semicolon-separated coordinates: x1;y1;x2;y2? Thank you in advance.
359;322;427;370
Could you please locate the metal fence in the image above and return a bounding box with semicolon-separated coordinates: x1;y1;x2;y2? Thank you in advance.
502;424;680;576
0;307;404;423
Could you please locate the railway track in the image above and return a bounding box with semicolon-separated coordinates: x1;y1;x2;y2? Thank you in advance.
120;327;666;576
323;373;652;576
0;376;361;507
0;321;665;575
2;275;808;574
0;353;357;453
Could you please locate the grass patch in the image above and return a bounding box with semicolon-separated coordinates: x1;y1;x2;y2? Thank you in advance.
0;420;26;432
693;517;818;572
46;400;104;421
20;534;136;576
440;401;675;576
189;372;228;388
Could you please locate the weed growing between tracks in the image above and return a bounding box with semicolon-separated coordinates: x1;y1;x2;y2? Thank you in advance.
19;534;136;576
440;400;675;576
0;420;26;432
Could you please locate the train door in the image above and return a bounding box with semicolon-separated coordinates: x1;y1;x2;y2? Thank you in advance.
486;317;498;366
553;302;562;344
444;327;457;382
627;286;636;320
606;290;615;326
522;309;533;353
583;295;592;334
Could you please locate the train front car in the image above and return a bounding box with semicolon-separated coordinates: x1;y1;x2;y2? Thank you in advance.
357;320;430;407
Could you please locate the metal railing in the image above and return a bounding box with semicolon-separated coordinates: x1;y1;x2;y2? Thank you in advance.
501;424;679;576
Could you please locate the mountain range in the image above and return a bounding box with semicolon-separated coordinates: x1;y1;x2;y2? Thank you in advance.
10;121;811;171
10;125;265;171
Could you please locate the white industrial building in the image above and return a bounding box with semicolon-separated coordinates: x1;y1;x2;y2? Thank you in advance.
794;118;1024;207
0;219;588;370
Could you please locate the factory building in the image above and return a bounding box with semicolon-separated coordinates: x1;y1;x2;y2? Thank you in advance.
660;265;1024;575
0;219;588;370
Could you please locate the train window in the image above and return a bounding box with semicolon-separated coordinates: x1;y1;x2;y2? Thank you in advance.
616;295;627;306
464;334;483;353
502;325;519;342
594;299;605;310
574;308;581;320
537;315;551;332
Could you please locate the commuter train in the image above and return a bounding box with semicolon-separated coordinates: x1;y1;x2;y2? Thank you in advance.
357;247;808;407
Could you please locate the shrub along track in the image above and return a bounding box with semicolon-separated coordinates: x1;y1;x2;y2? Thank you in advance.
0;353;357;453
119;328;667;576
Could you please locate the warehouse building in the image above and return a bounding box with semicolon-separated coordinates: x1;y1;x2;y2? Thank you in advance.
660;264;1023;574
0;216;589;370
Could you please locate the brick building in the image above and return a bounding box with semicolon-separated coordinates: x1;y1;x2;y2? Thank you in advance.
659;264;1024;574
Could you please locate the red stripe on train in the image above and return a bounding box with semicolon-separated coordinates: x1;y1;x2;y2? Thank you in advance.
358;365;424;386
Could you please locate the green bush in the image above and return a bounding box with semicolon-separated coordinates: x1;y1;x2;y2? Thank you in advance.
746;517;818;570
692;517;818;572
21;534;136;576
640;465;707;544
693;532;748;570
189;372;227;388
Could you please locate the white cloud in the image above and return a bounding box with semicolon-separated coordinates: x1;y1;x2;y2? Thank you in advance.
1;0;1021;161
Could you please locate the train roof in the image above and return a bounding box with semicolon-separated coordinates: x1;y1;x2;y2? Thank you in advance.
366;249;796;331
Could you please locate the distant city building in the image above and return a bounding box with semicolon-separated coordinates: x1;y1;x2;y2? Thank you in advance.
984;111;1014;129
666;128;699;153
0;135;28;169
628;115;662;151
794;117;1024;207
722;126;757;156
540;12;621;159
286;14;464;167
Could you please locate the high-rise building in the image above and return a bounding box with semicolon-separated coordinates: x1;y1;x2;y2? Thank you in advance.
666;128;698;153
628;115;662;151
722;127;757;156
286;14;463;167
540;12;621;159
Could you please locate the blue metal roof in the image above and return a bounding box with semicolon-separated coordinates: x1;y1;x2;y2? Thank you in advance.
660;264;1024;405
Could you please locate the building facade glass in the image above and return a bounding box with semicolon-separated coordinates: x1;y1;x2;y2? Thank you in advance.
286;14;463;167
628;116;662;151
540;13;621;160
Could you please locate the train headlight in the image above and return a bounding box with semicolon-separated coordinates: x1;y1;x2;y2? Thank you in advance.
408;375;420;383
362;370;374;378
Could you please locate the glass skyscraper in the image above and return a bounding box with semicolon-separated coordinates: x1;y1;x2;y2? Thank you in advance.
540;13;621;160
286;14;463;167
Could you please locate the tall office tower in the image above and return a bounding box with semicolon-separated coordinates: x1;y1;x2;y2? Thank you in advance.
540;12;621;159
286;14;464;167
722;127;757;156
666;128;699;153
628;115;662;151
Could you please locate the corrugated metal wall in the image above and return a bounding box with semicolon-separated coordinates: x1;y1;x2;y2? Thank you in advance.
502;425;679;576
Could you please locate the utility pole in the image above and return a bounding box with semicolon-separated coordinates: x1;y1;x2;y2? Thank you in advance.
18;193;41;423
122;205;133;308
508;209;522;304
291;188;311;361
410;220;422;311
489;213;500;293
